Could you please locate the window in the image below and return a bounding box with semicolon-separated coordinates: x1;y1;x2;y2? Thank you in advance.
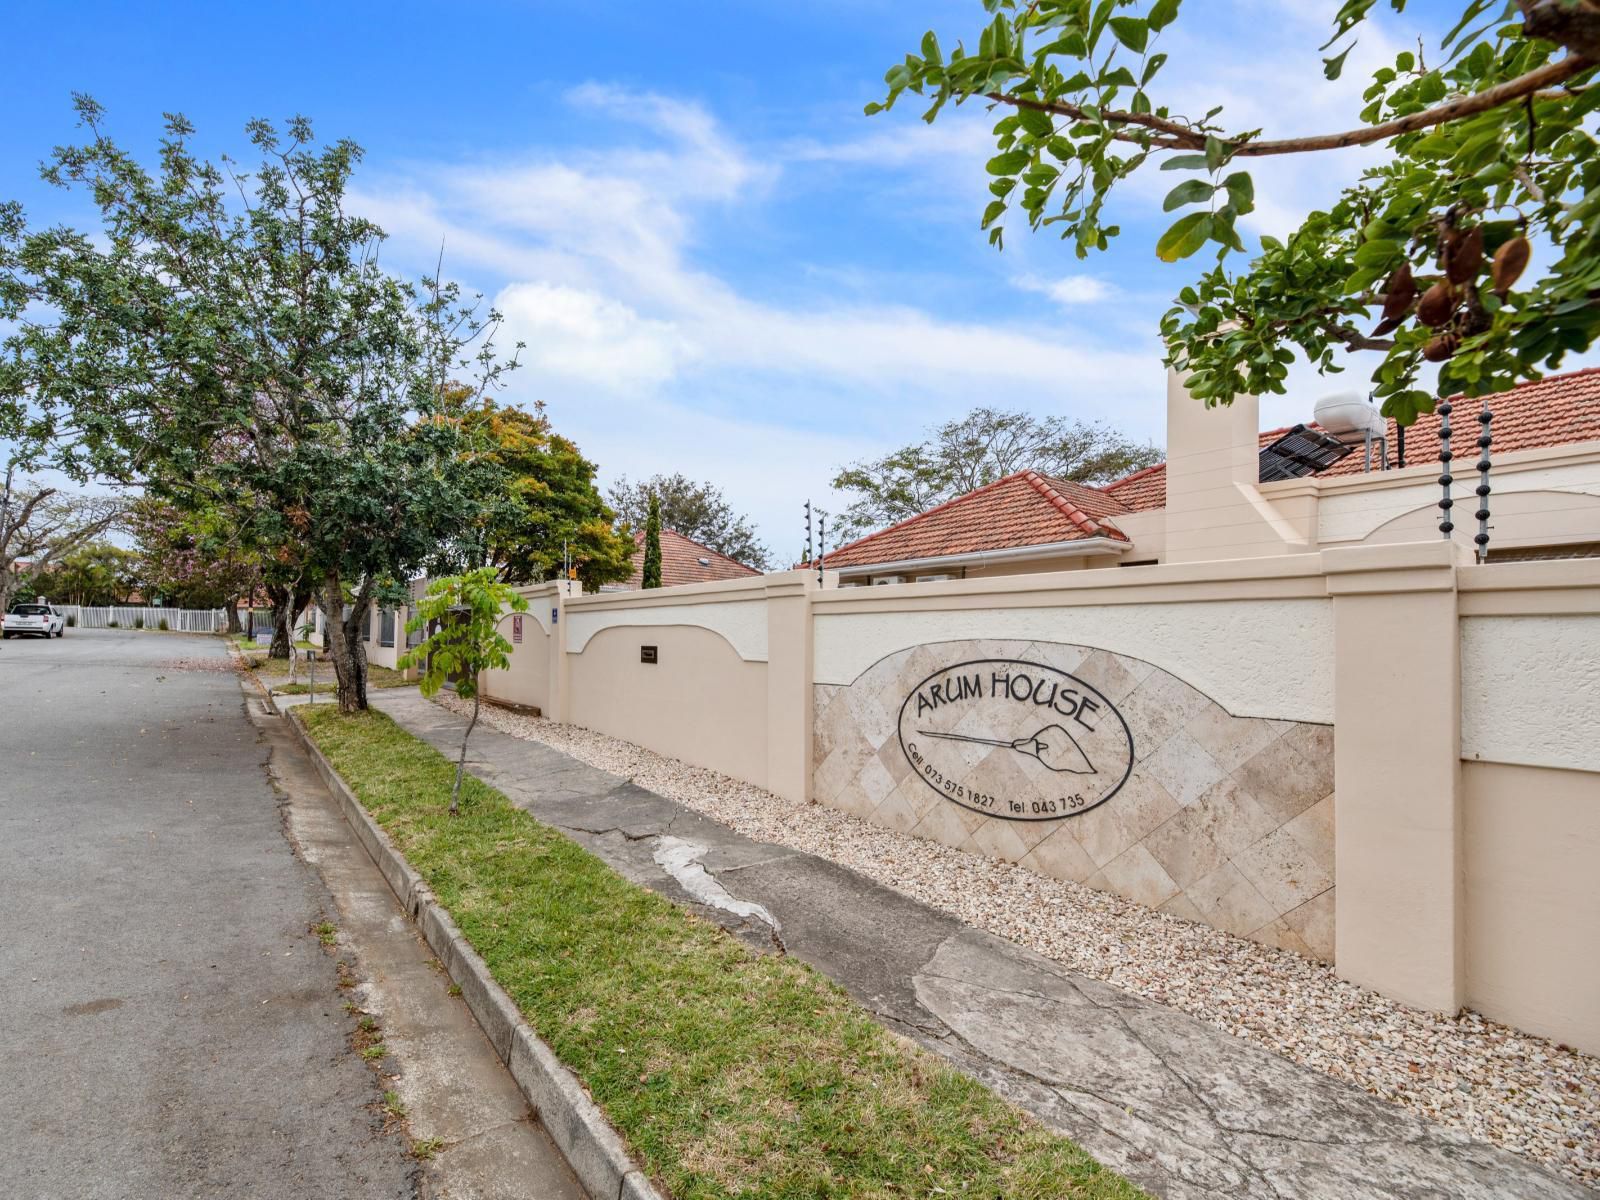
380;608;396;648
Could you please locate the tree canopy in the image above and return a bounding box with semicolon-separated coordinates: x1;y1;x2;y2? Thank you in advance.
874;1;1600;424
608;473;772;570
434;390;633;592
0;100;518;709
831;407;1159;538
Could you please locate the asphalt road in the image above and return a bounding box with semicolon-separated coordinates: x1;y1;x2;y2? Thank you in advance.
0;629;416;1199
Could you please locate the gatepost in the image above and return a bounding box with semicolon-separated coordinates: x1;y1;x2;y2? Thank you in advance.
764;570;823;804
1324;539;1469;1014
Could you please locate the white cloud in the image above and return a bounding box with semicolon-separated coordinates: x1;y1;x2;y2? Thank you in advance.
495;282;692;391
1014;273;1115;306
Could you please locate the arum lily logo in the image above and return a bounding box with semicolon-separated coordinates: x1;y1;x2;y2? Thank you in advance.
897;658;1134;822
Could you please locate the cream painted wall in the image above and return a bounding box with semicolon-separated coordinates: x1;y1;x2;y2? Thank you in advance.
1461;614;1600;772
813;599;1334;723
1464;761;1600;1055
1315;455;1600;546
567;624;770;787
565;598;769;662
481;612;551;712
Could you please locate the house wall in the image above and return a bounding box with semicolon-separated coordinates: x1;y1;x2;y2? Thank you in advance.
476;549;1600;1054
362;604;404;671
1269;442;1600;555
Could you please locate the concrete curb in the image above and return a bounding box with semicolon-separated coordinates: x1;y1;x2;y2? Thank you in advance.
280;702;666;1200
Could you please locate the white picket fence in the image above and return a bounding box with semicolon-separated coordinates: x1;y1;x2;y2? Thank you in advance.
55;605;230;633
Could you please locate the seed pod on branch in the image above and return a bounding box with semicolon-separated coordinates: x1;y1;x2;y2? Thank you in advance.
1447;226;1484;285
1381;263;1417;320
1491;235;1530;296
1370;315;1405;338
1423;332;1460;363
1417;281;1457;328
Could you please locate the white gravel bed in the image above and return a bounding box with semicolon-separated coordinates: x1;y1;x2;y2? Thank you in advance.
439;694;1600;1189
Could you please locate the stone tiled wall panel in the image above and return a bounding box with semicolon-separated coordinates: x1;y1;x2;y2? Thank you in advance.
812;638;1336;960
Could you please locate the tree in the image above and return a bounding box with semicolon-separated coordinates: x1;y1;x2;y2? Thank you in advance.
831;407;1160;538
0;459;122;616
0;101;516;711
607;473;771;569
433;391;633;591
642;494;663;588
129;499;261;619
23;542;141;606
400;569;528;815
874;2;1600;424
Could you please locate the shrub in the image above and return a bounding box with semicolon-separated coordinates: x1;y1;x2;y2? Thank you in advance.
158;617;169;631
66;614;76;627
133;616;145;630
108;620;119;628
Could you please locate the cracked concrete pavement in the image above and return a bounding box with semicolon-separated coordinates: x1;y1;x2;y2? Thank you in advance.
372;688;1592;1200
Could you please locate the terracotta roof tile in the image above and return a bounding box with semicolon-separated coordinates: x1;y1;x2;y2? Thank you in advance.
619;528;762;589
823;471;1128;570
1103;367;1600;513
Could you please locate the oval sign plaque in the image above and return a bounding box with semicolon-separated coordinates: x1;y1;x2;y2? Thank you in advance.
896;658;1134;821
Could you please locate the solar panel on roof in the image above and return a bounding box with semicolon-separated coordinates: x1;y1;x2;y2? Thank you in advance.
1258;424;1354;481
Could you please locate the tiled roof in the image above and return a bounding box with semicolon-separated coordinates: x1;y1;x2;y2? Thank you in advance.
619;527;762;590
829;369;1600;566
1103;367;1600;513
823;471;1129;570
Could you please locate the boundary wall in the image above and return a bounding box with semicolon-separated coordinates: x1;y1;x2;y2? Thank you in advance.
479;544;1600;1054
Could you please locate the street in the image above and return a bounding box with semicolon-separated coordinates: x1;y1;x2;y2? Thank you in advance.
0;629;416;1198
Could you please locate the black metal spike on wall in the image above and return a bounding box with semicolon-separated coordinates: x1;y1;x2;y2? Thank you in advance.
817;510;827;586
1475;397;1494;562
804;500;813;568
1438;396;1455;539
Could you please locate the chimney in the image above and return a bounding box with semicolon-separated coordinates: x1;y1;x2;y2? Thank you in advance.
1163;368;1310;563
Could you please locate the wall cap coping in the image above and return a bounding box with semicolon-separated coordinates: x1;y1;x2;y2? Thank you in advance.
1321;540;1469;594
568;573;774;612
813;551;1330;607
1458;557;1600;592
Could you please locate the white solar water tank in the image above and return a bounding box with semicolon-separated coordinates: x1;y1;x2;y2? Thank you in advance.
1313;390;1386;446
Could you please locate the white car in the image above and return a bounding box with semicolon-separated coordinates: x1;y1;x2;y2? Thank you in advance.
2;602;66;639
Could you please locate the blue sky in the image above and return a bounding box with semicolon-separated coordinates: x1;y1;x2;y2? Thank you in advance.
2;0;1527;556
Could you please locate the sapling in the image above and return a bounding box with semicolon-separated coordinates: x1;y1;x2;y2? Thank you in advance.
400;570;528;815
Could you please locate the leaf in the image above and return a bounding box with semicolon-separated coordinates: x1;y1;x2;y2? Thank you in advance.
1221;171;1254;213
1156;212;1213;262
921;30;943;65
1160;153;1211;171
1323;43;1354;81
982;199;1007;229
1108;16;1148;53
1162;178;1215;211
1017;106;1055;137
1204;135;1229;173
986;150;1031;175
1147;0;1181;32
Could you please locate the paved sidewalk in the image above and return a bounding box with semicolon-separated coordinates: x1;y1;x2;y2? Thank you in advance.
372;689;1589;1200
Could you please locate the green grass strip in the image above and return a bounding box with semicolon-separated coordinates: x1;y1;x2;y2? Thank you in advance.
300;707;1146;1200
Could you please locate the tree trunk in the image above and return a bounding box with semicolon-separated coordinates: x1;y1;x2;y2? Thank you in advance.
224;595;243;636
267;584;293;659
323;574;372;714
451;692;480;816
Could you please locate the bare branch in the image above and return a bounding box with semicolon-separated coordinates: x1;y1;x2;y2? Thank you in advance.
986;52;1593;158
